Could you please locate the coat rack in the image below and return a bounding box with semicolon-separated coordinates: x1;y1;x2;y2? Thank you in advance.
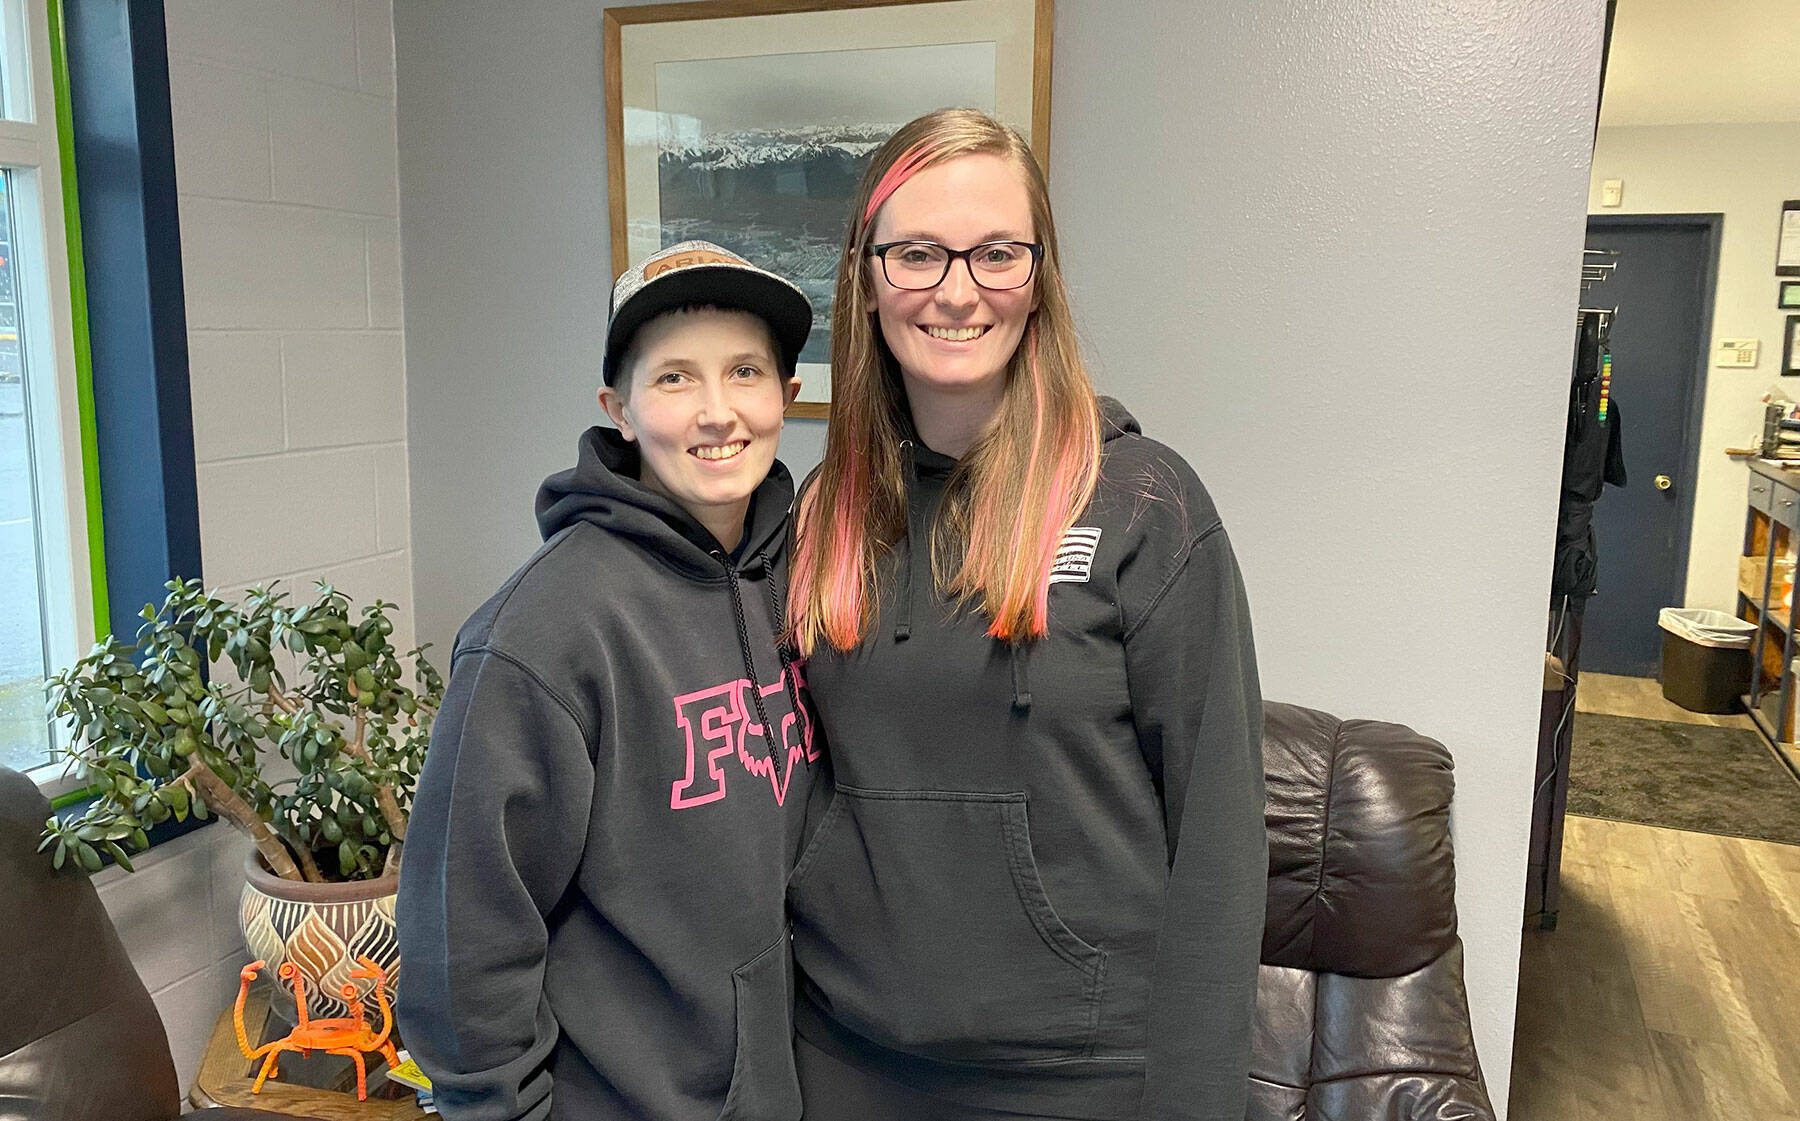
1581;247;1617;290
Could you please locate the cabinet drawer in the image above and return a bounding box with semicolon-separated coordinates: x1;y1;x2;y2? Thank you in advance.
1750;476;1777;516
1775;486;1800;529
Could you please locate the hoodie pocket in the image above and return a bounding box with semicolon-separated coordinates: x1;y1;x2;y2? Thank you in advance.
789;786;1107;1063
718;933;803;1121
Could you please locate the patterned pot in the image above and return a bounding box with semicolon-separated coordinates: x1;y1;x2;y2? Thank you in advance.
239;851;400;1023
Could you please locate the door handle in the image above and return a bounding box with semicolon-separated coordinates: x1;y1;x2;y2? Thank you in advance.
1655;475;1673;491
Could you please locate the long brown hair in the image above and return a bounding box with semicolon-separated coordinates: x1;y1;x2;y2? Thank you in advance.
789;109;1101;655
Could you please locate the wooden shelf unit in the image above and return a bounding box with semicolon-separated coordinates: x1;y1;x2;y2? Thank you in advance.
1737;460;1800;779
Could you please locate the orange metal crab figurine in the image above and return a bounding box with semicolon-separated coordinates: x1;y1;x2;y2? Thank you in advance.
233;956;401;1100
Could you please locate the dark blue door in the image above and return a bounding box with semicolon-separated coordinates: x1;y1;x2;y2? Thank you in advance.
1580;218;1714;677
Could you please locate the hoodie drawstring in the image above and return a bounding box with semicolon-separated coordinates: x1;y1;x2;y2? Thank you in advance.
895;440;918;642
718;552;782;763
1010;644;1033;712
761;552;812;771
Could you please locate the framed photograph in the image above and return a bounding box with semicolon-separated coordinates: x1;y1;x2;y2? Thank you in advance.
1785;316;1800;378
604;0;1054;418
1780;281;1800;310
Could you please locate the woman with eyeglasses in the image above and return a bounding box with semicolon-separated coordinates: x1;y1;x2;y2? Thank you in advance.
785;108;1266;1121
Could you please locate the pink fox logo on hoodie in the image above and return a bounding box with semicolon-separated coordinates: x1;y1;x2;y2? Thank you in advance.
669;664;817;810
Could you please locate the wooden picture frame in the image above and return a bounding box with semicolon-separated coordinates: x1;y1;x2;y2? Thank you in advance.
603;0;1055;419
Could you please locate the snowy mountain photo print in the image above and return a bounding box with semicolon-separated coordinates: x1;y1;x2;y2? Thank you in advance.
647;43;999;368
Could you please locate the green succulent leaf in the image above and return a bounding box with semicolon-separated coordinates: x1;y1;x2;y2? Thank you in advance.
102;842;135;872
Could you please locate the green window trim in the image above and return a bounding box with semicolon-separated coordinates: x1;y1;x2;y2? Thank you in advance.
46;0;108;634
37;0;106;808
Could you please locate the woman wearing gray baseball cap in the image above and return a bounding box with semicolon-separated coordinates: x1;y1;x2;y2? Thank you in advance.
397;240;820;1121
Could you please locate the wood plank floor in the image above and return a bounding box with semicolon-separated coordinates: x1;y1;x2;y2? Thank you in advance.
1573;671;1756;730
1510;677;1800;1120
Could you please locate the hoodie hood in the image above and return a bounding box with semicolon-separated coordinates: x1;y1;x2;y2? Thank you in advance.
535;425;795;579
1098;396;1141;442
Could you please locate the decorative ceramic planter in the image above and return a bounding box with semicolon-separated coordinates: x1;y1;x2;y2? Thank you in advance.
239;852;400;1022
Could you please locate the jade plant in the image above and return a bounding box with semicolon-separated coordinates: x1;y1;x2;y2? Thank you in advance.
40;579;443;883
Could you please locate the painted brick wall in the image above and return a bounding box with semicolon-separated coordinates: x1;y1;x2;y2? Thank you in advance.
95;0;411;1094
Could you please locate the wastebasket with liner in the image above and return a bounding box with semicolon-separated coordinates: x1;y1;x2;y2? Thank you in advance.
1658;608;1755;714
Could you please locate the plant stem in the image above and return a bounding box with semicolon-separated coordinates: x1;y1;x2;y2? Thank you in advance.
181;758;304;882
271;819;326;883
346;681;408;847
265;683;298;716
366;778;408;852
294;843;325;883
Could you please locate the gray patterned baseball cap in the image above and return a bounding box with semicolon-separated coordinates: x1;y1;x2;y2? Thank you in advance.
604;240;813;386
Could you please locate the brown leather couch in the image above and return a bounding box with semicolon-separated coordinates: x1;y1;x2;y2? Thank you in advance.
1252;702;1496;1120
0;766;313;1121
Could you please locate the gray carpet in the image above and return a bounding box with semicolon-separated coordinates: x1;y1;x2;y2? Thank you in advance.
1568;712;1800;846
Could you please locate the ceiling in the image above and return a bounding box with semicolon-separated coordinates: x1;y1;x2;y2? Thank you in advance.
1599;0;1800;126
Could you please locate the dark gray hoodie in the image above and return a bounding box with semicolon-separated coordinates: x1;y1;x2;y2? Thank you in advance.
397;426;817;1121
789;400;1265;1120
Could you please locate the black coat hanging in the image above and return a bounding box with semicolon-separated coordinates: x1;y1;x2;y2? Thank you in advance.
1552;311;1627;599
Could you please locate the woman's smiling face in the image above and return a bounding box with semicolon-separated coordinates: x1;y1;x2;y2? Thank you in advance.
601;307;798;548
866;152;1037;405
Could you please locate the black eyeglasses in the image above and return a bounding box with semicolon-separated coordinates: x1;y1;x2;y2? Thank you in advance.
866;240;1044;291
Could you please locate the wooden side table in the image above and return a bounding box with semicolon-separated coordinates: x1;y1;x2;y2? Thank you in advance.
190;980;428;1120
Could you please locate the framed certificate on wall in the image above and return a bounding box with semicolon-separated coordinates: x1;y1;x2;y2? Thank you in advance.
1779;200;1800;278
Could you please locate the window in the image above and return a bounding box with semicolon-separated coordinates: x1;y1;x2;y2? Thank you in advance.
0;0;98;782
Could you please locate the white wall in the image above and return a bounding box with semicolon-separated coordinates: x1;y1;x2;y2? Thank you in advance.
1589;122;1800;612
1050;8;1601;1111
394;2;1605;1115
393;0;829;658
95;0;412;1092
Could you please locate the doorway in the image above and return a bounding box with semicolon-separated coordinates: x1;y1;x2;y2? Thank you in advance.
1578;215;1720;677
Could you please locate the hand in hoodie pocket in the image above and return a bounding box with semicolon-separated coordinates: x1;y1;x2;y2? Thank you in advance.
789;785;1107;1063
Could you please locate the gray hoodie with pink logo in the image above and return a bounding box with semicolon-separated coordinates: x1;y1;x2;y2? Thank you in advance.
397;424;819;1121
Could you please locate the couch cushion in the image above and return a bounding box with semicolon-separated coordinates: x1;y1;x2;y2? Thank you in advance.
1249;940;1491;1121
1310;942;1485;1084
1261;703;1459;978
